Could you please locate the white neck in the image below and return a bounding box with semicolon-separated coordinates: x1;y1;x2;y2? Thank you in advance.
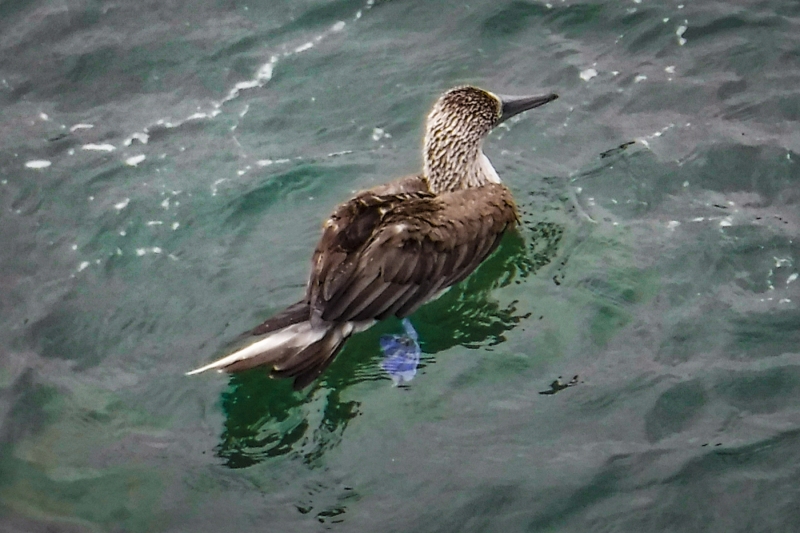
478;152;501;184
423;141;502;193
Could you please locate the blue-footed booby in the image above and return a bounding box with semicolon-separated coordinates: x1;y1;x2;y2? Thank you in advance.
188;86;558;388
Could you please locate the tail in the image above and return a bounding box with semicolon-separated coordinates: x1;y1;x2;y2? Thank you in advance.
186;303;356;389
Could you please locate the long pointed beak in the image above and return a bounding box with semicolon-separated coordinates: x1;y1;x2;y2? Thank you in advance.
497;92;558;124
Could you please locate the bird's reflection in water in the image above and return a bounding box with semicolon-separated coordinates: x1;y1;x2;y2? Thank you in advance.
216;221;566;468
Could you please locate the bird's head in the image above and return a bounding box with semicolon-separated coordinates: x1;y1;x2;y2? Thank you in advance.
423;86;558;193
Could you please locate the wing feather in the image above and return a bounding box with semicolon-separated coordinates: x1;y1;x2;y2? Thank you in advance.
337;275;391;321
380;246;410;281
322;271;380;320
352;282;411;321
381;282;426;319
322;254;358;301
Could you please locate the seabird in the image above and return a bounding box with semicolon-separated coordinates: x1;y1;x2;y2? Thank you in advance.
188;85;558;388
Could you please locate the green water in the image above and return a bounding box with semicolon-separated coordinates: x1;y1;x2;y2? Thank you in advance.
2;0;800;531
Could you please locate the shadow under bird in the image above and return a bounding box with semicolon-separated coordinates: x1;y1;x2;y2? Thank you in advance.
187;85;558;388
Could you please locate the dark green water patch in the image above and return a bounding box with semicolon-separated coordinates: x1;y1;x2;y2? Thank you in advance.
645;379;708;443
714;366;800;415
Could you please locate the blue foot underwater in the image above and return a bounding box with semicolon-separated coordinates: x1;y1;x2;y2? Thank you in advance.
379;319;421;385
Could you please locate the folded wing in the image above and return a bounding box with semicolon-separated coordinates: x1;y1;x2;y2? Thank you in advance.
307;183;518;325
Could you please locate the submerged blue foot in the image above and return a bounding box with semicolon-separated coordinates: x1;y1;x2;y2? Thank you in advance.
379;319;421;385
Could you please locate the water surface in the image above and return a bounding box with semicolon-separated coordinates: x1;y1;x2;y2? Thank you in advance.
2;0;800;531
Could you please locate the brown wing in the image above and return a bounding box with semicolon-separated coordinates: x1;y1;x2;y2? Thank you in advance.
250;176;430;334
306;183;518;324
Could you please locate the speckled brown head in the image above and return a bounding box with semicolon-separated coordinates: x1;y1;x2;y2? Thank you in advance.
423;86;558;194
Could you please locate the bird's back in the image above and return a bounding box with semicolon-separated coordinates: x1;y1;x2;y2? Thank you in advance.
306;180;518;325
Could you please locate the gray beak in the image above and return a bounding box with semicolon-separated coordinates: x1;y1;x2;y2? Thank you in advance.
497;92;558;124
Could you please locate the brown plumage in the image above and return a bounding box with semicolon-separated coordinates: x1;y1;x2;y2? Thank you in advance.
187;86;558;388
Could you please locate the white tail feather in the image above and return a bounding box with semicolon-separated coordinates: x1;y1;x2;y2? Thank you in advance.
185;321;326;375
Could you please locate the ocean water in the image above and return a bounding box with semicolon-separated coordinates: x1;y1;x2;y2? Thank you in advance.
2;0;800;531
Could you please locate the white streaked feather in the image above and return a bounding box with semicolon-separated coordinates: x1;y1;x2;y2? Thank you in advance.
185;322;326;375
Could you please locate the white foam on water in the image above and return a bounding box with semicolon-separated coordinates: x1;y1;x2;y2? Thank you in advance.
125;154;146;166
78;261;90;272
256;61;274;80
222;57;276;104
787;273;798;284
187;110;222;121
634;74;647;82
147;220;163;226
83;143;116;152
70;123;94;132
676;25;687;45
114;198;130;210
237;79;260;91
665;66;676;74
116;0;369;170
117;0;364;149
124;132;149;146
640;124;675;147
210;179;227;197
580;68;598;81
372;127;391;141
25;160;51;169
